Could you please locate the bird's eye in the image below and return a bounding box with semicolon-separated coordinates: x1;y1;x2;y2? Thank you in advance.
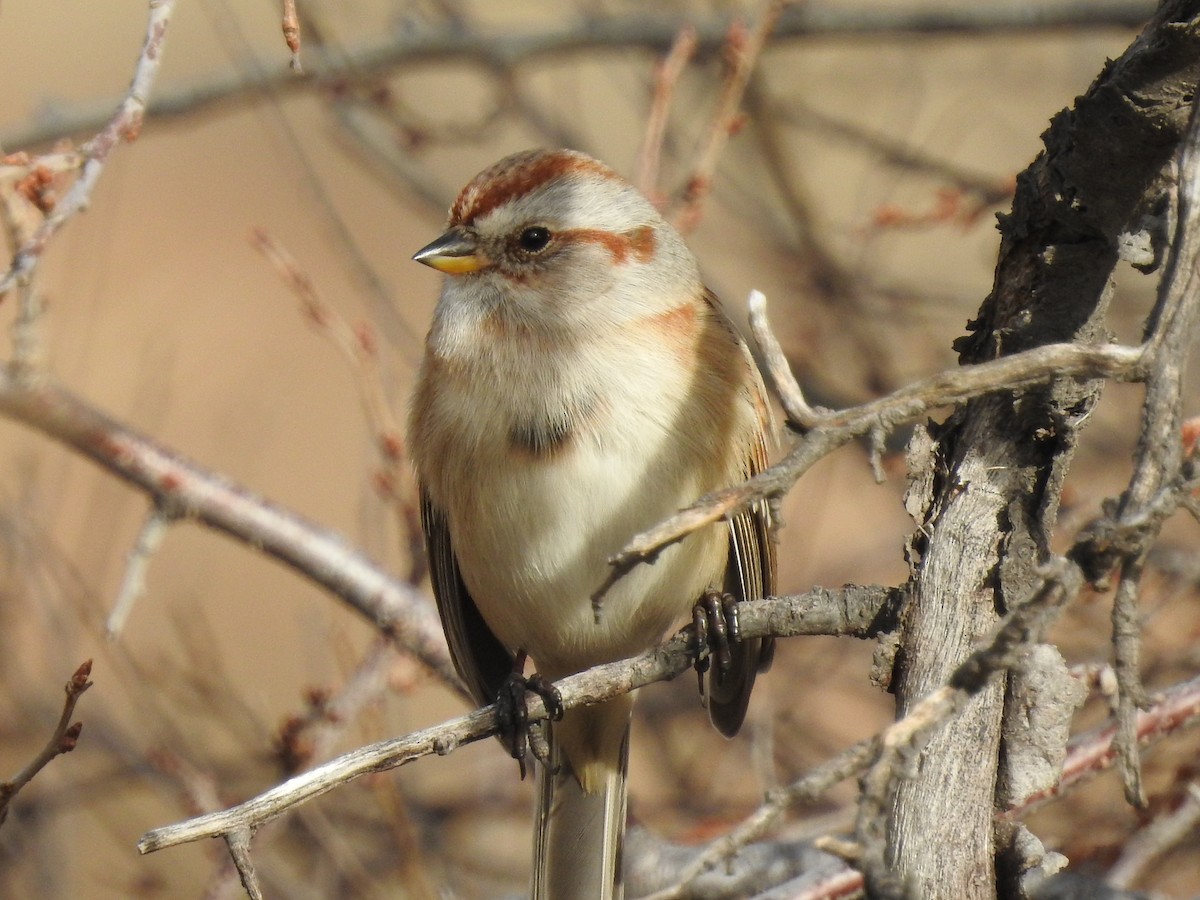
516;226;552;253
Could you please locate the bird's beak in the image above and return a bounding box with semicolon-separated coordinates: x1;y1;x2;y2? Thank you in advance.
412;228;490;275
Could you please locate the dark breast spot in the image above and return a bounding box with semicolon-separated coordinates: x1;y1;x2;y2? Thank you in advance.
507;393;599;460
509;413;575;458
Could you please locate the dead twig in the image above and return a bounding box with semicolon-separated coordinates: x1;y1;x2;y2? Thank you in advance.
670;0;785;232
636;25;697;203
1071;90;1200;807
597;334;1142;602
105;502;175;639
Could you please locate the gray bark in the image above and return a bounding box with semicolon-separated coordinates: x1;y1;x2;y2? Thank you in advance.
886;3;1200;897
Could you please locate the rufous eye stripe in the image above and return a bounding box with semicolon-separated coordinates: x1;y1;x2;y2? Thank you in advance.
557;226;656;264
449;150;622;226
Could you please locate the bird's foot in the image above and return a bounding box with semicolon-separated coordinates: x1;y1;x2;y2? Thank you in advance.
495;653;563;779
692;590;741;692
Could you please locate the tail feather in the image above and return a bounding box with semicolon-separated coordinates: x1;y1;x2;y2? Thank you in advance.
532;711;630;899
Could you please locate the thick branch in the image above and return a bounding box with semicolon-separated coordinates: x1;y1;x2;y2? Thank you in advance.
0;369;457;689
884;4;1200;897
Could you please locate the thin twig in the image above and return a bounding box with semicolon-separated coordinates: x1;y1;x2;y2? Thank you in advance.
1077;90;1200;808
671;0;785;232
274;638;403;773
0;3;1157;152
636;25;697;202
249;228;426;583
674;669;1200;900
106;502;175;639
0;0;177;300
746;289;817;429
225;828;263;900
0;660;93;827
638;738;880;900
137;585;895;855
598;338;1142;602
0;153;80;374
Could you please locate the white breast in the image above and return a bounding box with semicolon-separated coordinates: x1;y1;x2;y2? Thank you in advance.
420;324;746;679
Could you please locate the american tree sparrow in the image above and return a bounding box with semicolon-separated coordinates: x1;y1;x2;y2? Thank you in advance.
409;148;775;899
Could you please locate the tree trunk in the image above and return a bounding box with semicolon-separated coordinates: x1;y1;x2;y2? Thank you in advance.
886;3;1200;896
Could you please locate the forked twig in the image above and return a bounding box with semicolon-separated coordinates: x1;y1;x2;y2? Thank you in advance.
0;661;94;827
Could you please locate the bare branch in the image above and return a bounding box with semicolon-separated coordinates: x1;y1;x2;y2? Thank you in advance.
0;369;457;689
225;828;263;900
249;228;426;584
0;660;93;827
136;585;895;855
0;4;1155;152
273;638;404;773
670;1;785;232
0;0;177;300
638;738;879;900
667;668;1200;900
600;339;1142;596
747;289;817;429
1066;90;1200;807
635;25;696;202
105;502;174;639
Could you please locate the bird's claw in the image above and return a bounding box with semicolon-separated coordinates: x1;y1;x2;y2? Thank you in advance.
692;590;740;692
495;662;563;779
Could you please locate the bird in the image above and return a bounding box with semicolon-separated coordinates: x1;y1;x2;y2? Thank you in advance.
408;148;776;899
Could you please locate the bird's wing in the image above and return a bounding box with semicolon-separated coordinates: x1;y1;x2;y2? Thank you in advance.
420;491;514;707
691;287;777;735
707;396;777;736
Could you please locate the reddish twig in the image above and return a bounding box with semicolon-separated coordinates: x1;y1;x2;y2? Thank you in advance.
249;227;426;585
636;25;698;203
282;0;302;72
0;660;94;827
670;0;785;232
868;187;997;232
1001;673;1200;819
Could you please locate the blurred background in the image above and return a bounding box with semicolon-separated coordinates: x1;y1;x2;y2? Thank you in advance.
2;1;1198;897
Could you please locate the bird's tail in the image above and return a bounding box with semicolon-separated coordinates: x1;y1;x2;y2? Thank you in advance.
532;699;631;900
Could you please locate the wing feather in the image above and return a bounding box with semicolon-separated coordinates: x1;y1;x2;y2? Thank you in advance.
701;288;777;736
421;492;514;707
